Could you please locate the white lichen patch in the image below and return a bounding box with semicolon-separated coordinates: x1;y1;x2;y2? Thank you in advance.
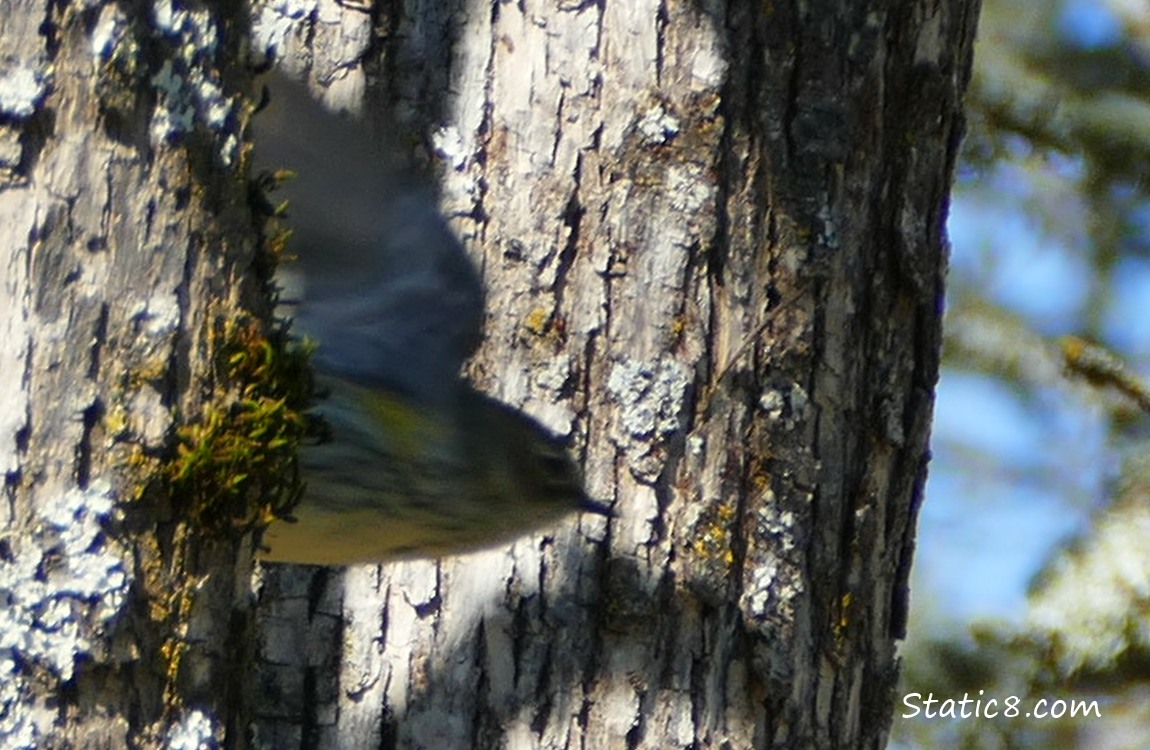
687;433;705;456
758;382;808;430
757;503;796;554
129;295;181;337
90;5;127;60
1;482;131;677
606;358;689;441
153;0;217;55
666;164;712;215
165;709;219;750
0;482;132;748
0;66;47;119
251;0;320;61
740;556;780;619
431;124;468;170
816;201;838;249
149;62;231;148
637;103;680;146
146;0;241;163
0;656;36;749
758;388;785;418
689;38;726;90
532;354;571;392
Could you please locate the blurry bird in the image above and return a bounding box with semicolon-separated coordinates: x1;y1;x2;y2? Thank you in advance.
250;71;608;565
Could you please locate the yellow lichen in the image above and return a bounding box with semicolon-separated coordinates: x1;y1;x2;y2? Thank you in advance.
692;501;737;566
523;306;551;336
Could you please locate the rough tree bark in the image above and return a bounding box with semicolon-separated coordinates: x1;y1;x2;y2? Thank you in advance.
0;0;978;748
251;1;978;750
1;2;282;747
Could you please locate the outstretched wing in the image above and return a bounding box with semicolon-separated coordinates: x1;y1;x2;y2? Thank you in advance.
251;72;484;407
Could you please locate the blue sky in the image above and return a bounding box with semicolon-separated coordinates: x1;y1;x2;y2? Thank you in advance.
908;0;1150;633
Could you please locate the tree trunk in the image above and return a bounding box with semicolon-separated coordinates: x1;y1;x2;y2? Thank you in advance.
250;1;978;750
1;0;979;747
1;3;280;747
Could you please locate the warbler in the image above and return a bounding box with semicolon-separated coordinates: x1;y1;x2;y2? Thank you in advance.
250;72;608;565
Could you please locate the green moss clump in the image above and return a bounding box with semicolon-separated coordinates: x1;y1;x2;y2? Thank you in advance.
166;317;315;532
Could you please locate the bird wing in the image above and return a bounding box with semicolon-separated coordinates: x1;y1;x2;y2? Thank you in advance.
250;72;484;407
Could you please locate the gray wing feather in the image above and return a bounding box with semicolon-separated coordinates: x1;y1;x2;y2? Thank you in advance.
251;72;484;405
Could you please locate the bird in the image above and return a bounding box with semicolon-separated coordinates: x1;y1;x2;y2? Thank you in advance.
248;71;608;565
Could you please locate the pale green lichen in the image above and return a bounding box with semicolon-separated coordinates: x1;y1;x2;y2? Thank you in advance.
0;482;132;749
